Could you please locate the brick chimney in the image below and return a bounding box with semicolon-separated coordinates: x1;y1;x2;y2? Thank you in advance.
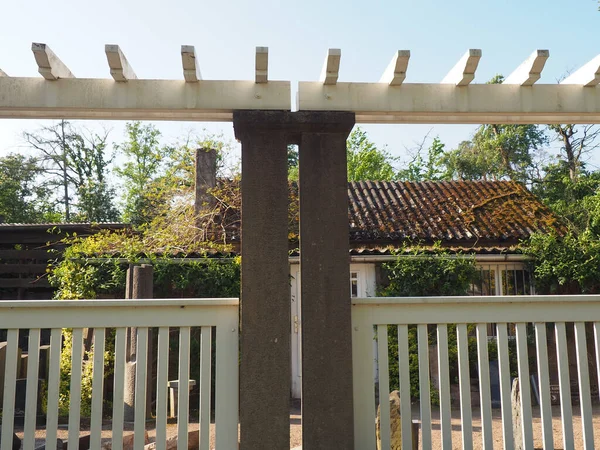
194;148;217;215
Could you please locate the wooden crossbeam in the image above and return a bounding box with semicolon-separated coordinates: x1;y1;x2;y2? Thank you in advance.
380;50;410;86
441;49;481;86
320;48;341;85
561;54;600;87
105;45;137;82
181;45;202;82
31;43;74;80
504;50;549;86
0;68;7;77
255;47;268;83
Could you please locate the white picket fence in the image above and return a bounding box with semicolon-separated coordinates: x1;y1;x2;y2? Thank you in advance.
352;296;600;450
0;298;239;450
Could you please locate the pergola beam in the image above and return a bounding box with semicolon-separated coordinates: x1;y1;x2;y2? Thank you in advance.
0;69;7;77
105;45;137;82
504;50;549;86
561;54;600;87
0;78;291;121
320;48;341;85
441;49;481;86
255;47;268;83
31;43;74;80
297;82;600;124
181;45;202;82
379;50;410;86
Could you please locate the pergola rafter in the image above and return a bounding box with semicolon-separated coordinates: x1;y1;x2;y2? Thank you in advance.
0;42;599;124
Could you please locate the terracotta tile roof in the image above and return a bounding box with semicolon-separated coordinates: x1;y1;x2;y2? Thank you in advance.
347;180;565;245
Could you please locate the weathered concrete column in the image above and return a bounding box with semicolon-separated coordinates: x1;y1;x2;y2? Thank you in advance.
234;111;291;450
298;111;355;449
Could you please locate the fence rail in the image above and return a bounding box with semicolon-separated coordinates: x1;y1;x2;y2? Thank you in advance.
0;298;239;450
352;295;600;450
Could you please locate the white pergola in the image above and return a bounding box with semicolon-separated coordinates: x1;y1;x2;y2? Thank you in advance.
0;44;599;123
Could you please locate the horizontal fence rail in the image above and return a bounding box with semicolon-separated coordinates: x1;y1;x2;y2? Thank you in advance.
352;295;600;450
0;299;239;450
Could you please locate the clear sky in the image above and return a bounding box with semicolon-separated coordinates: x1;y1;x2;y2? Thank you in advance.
1;0;599;168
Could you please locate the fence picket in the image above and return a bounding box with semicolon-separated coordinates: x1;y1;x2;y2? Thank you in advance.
1;329;18;450
456;323;473;450
155;327;169;450
397;325;412;450
437;324;452;450
476;323;493;449
377;325;391;450
90;328;106;450
199;326;212;450
574;322;595;449
555;322;574;450
594;322;600;404
134;327;149;450
515;323;533;449
534;322;554;450
496;323;514;450
215;319;239;450
68;328;84;450
112;327;127;450
23;328;41;450
45;328;62;450
417;324;432;449
177;326;191;450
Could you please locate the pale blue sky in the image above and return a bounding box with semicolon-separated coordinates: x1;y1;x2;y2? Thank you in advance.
1;0;599;167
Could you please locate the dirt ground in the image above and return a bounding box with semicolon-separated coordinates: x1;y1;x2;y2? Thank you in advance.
13;403;600;449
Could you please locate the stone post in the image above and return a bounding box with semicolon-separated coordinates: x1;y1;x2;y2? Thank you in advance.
124;264;153;422
298;111;355;449
234;111;291;450
195;147;217;215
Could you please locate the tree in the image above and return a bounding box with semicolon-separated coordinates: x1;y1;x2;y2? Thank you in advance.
114;122;165;225
0;154;53;223
397;136;446;181
347;127;398;181
23;120;117;222
546;124;600;182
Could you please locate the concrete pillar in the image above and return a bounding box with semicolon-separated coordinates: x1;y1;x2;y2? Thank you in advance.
234;111;291;450
298;111;355;449
124;264;153;422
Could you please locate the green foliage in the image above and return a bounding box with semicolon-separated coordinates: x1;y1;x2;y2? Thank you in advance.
397;137;446;182
347;127;398;181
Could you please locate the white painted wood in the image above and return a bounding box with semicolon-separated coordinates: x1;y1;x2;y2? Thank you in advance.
134;327;149;450
496;324;514;450
515;323;534;449
379;50;410;86
177;327;191;450
68;328;84;450
255;46;268;83
504;50;549;86
555;322;575;450
1;329;18;450
476;323;493;449
23;328;41;450
320;48;341;85
561;54;600;87
90;328;106;450
397;325;412;450
595;322;600;403
436;324;452;449
45;328;62;450
155;327;169;450
112;327;127;450
215;319;239;450
0;299;240;328
0;68;7;76
199;326;212;450
297;82;600;124
377;325;391;450
534;323;554;450
31;42;74;80
456;323;473;450
441;49;481;86
351;309;377;449
574;322;595;449
417;324;432;449
181;45;202;82
105;44;137;81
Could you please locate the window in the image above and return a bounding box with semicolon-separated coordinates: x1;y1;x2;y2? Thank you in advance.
350;271;359;298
